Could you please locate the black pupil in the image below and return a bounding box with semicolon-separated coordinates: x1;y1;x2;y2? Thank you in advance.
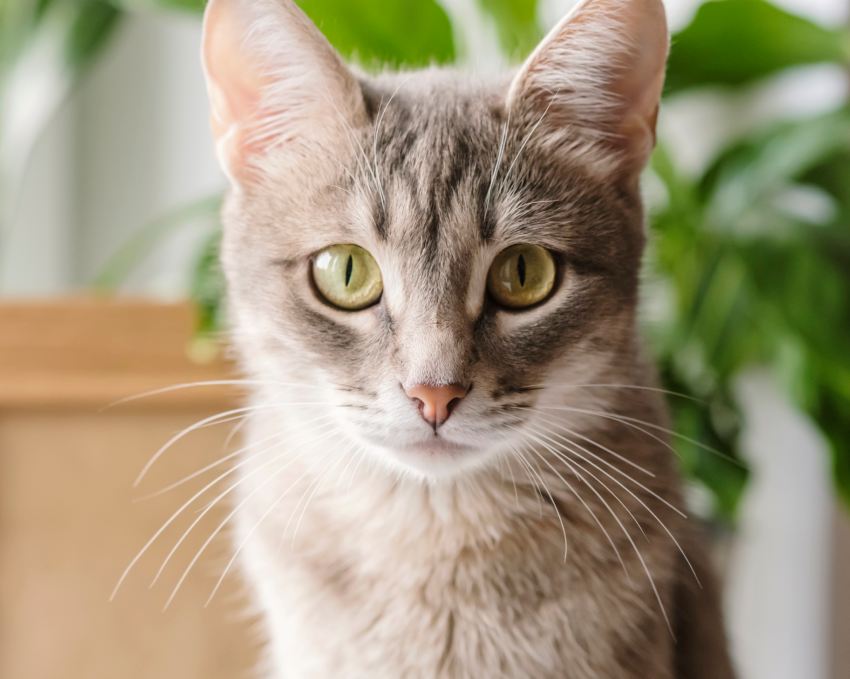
345;254;354;287
517;253;526;288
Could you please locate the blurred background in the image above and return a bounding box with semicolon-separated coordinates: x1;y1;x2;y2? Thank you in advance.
1;0;849;677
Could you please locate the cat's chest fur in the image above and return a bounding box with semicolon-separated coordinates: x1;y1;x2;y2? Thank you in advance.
234;430;679;679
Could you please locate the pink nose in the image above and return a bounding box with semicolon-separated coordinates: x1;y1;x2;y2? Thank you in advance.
405;383;469;428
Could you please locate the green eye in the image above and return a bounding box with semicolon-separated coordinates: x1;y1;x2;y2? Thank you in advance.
487;244;556;309
312;244;383;310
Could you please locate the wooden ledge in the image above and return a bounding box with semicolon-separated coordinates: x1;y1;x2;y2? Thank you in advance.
0;297;240;410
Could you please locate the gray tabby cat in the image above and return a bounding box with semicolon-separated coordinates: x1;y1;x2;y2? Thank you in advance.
201;0;737;676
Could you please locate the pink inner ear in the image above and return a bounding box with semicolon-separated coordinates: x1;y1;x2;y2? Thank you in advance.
508;0;668;176
203;0;273;177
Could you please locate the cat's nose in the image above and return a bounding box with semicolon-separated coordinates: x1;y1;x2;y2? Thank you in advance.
405;383;469;429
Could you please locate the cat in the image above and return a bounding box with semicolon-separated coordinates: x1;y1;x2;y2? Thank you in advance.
201;0;737;676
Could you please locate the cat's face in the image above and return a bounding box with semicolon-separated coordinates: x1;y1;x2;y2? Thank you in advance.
203;0;668;479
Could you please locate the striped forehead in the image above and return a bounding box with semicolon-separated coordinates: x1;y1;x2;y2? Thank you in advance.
371;99;496;266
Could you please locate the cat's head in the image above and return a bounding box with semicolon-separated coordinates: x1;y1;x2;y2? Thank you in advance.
202;0;668;479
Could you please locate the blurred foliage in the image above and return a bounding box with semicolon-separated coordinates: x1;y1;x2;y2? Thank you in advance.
5;0;850;519
296;0;455;67
666;0;849;92
94;193;222;291
0;0;120;169
476;0;542;58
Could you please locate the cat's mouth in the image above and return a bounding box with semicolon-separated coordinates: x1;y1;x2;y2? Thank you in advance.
405;436;474;456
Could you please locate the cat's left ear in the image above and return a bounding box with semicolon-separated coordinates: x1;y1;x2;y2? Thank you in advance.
507;0;669;181
202;0;366;186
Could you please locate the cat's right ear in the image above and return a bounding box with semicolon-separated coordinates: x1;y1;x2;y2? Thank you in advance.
507;0;668;183
202;0;366;187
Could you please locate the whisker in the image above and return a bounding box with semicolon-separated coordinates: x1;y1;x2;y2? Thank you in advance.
105;379;323;410
371;78;407;212
500;100;553;194
150;425;339;590
509;444;545;519
536;405;743;467
537;434;648;540
288;441;356;548
344;444;370;490
531;412;684;518
512;440;569;561
514;427;627;577
557;442;700;588
138;413;336;500
521;429;674;637
527;419;697;585
485;115;510;212
530;382;703;403
337;443;367;491
134;401;327;486
165;454;320;611
222;416;250;451
110;430;291;601
205;439;356;607
498;454;521;511
532;411;655;478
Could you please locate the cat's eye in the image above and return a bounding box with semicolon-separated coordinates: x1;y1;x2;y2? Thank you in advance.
312;244;383;310
487;244;556;309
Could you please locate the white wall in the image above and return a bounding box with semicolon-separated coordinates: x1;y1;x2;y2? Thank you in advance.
2;10;223;297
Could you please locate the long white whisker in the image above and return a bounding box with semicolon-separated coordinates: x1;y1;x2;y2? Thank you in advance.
288;441;356;548
526;418;698;584
529;382;703;403
336;442;366;491
150;425;339;590
222;413;253;451
515;427;627;577
344;445;369;491
105;379;323;410
139;413;336;500
533;411;655;478
164;454;320;611
204;438;355;608
559;442;700;588
500;454;521;511
531;412;684;519
509;443;545;518
542;439;648;540
134;402;327;486
110;429;293;601
513;440;568;561
522;427;674;637
537;405;742;467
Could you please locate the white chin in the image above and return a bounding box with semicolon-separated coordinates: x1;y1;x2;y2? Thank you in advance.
381;442;493;480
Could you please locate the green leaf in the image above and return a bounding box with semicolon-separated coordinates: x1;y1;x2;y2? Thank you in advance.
476;0;541;59
298;0;455;67
667;0;849;93
107;0;457;67
65;1;121;71
107;0;456;66
106;0;205;12
814;387;850;508
190;229;225;338
699;109;850;234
